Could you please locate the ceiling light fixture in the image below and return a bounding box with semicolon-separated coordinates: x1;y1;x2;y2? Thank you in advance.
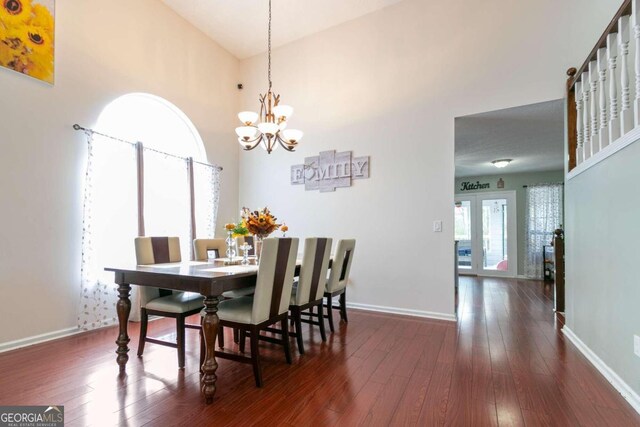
235;0;303;154
492;159;512;168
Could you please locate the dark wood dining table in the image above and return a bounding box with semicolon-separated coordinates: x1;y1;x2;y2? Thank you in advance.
105;259;264;404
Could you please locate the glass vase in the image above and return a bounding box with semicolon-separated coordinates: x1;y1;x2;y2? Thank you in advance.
254;235;263;264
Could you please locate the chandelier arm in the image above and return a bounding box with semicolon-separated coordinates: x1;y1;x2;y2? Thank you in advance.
242;134;265;151
276;133;296;151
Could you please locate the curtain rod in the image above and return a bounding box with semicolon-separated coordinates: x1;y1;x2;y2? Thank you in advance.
73;124;223;171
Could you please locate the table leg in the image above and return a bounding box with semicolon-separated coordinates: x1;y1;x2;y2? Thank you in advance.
116;283;132;373
201;295;220;404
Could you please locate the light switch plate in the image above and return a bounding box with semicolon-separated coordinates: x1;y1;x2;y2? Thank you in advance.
634;335;640;357
433;220;442;232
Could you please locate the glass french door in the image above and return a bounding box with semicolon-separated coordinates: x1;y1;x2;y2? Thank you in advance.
455;192;517;277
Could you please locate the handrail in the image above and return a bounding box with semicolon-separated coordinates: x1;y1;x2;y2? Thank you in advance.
568;0;631;91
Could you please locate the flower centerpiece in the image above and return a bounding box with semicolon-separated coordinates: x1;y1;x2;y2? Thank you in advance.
241;207;281;261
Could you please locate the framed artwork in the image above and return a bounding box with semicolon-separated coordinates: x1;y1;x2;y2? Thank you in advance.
0;0;55;84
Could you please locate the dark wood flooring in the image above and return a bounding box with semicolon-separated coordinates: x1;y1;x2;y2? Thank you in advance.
1;277;639;426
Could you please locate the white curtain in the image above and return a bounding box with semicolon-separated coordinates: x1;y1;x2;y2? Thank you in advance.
524;183;563;279
79;134;222;330
193;161;221;240
79;134;137;330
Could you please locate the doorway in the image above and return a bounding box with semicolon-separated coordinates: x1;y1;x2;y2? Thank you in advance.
455;191;517;277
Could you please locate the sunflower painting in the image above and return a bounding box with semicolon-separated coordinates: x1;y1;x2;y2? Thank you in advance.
0;0;54;84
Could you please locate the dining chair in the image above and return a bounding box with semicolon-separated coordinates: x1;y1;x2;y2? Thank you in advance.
324;239;356;332
135;236;203;369
193;238;256;348
289;237;332;354
199;237;299;387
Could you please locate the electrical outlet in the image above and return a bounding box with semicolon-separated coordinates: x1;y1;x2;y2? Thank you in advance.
634;335;640;358
433;220;442;232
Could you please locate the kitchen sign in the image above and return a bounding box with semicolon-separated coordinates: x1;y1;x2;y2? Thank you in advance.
459;181;490;191
291;150;370;192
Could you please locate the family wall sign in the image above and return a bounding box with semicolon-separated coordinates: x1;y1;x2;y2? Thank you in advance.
291;150;370;192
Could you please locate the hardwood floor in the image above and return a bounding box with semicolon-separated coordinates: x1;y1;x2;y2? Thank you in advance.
1;277;639;426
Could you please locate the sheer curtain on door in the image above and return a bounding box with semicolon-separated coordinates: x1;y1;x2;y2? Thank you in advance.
524;184;563;279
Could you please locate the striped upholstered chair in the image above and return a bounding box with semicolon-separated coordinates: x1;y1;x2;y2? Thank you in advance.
134;237;203;369
193;238;256;348
200;237;299;387
289;237;332;354
324;239;356;332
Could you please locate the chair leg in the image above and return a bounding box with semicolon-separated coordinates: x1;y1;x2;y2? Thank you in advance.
233;328;239;344
239;329;246;353
293;308;304;355
326;295;335;333
317;302;327;342
137;308;148;357
339;291;348;323
176;315;186;369
218;325;225;349
281;318;292;364
250;327;263;387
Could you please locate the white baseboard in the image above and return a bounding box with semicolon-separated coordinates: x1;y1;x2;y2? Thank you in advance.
562;326;640;415
346;302;457;322
0;326;81;354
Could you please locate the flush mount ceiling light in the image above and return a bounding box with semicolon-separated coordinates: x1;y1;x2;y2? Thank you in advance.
235;0;303;154
492;159;512;168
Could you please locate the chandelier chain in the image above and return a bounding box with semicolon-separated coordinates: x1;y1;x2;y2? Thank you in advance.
268;0;272;90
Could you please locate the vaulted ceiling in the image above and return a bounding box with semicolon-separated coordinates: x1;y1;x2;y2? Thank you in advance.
160;0;405;59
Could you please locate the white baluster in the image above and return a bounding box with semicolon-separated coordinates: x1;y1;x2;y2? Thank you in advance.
634;0;640;126
589;61;599;156
608;33;620;142
575;81;584;164
619;16;633;134
597;49;609;149
582;71;591;160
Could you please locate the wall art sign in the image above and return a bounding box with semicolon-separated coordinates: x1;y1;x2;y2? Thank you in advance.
0;0;55;84
291;150;369;192
459;181;490;191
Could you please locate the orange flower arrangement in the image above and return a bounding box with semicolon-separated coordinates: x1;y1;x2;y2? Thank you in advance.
241;207;280;238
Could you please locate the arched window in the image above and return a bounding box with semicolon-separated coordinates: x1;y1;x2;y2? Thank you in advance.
79;94;220;330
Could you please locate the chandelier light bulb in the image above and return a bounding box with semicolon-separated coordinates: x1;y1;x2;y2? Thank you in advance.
235;126;257;140
273;105;293;120
258;122;279;136
282;129;303;144
238;111;259;125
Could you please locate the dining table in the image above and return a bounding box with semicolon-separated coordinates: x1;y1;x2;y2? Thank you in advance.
105;258;271;404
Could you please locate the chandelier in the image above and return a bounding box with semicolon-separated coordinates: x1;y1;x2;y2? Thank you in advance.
235;0;303;154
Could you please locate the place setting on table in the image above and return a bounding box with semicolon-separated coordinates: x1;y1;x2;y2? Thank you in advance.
105;207;355;404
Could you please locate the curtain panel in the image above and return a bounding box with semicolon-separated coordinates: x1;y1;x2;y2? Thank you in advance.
78;133;221;331
524;184;563;279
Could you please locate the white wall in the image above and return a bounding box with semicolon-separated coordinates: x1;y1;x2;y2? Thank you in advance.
565;139;640;397
238;0;621;318
0;0;240;344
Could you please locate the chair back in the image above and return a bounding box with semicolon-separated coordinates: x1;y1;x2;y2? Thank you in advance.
134;236;182;306
326;239;356;293
236;235;255;256
251;237;299;324
293;238;332;306
193;238;226;261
